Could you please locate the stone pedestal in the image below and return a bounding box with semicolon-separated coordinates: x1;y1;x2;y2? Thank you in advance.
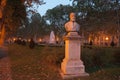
61;32;89;79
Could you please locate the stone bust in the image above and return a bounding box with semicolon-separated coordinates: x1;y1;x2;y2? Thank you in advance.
65;12;80;32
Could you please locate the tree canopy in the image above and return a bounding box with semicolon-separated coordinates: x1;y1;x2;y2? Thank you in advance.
44;4;75;36
2;0;120;40
2;0;45;36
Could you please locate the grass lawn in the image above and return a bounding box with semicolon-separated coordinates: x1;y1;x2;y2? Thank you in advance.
8;44;120;80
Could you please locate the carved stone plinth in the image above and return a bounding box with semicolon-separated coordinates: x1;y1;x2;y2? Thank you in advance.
61;32;89;79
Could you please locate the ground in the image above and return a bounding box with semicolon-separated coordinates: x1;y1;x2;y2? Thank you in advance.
0;44;120;80
0;47;12;80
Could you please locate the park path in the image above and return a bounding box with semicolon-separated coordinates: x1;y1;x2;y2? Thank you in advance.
0;47;12;80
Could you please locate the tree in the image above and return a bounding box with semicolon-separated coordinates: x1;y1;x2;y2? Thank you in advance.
44;4;74;37
4;0;26;33
4;0;45;33
1;0;44;39
0;0;45;45
0;0;7;45
17;13;49;39
71;0;120;38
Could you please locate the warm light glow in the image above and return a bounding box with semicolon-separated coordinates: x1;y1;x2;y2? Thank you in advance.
19;37;22;40
28;39;31;42
13;38;16;41
39;38;42;42
24;39;27;42
1;0;6;7
56;37;59;41
0;10;2;18
105;37;109;41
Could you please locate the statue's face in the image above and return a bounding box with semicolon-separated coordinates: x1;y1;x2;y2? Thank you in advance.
70;13;76;22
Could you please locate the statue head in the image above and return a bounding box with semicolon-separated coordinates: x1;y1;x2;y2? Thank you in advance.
65;12;80;32
69;12;76;22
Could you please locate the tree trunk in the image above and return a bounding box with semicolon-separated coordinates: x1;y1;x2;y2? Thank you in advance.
0;0;6;47
0;25;5;46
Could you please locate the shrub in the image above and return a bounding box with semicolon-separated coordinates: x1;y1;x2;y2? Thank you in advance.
113;50;120;65
81;46;120;72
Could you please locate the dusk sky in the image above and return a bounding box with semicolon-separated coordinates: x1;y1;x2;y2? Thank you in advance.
37;0;72;16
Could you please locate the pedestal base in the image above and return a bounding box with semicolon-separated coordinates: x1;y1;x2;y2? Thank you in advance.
61;59;86;74
60;71;89;79
61;59;89;79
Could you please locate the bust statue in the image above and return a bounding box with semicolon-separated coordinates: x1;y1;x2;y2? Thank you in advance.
65;12;80;32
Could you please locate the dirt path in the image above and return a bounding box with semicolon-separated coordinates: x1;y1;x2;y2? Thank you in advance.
0;47;12;80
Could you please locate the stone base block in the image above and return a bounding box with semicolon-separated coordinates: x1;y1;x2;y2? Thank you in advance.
61;59;86;74
60;70;89;79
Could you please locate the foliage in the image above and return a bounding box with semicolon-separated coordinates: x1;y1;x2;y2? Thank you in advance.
29;13;49;37
3;0;120;39
25;13;42;37
113;49;120;64
42;0;120;38
90;68;120;80
17;13;50;38
44;4;74;36
81;46;120;72
20;0;45;7
4;0;26;33
72;0;120;34
2;0;45;37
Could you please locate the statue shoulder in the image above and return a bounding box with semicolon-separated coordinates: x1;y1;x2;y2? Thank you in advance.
75;22;80;27
65;21;71;26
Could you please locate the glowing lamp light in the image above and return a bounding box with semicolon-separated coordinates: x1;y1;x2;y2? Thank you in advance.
56;37;59;41
105;37;109;41
28;39;31;42
39;38;42;42
19;37;22;40
13;38;16;41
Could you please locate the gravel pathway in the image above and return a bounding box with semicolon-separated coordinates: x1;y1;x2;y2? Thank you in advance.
0;47;12;80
